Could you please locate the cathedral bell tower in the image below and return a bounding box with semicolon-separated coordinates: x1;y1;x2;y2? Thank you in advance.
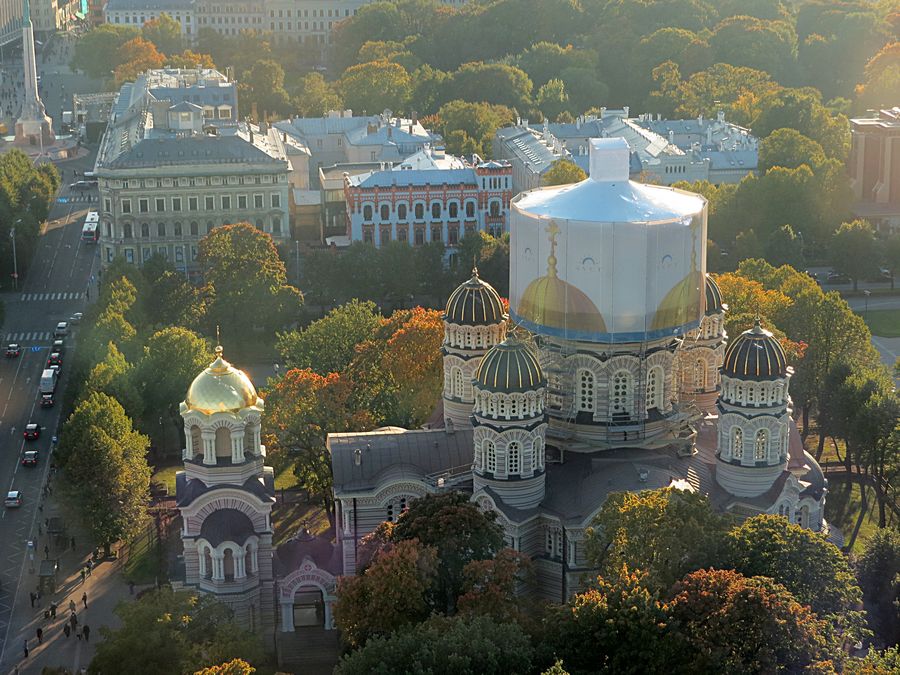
176;344;276;634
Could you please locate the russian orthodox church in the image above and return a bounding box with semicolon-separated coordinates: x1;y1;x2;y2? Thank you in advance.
176;139;827;645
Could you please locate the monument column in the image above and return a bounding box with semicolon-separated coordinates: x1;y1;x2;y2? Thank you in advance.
14;0;54;146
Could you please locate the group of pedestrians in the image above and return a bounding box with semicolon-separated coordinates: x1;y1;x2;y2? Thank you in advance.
23;586;92;662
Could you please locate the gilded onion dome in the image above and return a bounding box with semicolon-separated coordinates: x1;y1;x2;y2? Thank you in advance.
722;320;787;381
475;337;544;393
705;273;724;316
444;268;506;326
185;345;260;414
516;221;606;334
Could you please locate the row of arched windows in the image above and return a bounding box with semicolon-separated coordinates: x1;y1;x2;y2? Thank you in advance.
362;200;484;222
474;391;545;419
444;325;504;349
118;217;282;240
722;379;786;407
574;366;665;416
476;437;544;476
727;426;788;463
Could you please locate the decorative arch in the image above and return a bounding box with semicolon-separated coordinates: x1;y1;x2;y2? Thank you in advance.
187;492;270;534
278;558;338;632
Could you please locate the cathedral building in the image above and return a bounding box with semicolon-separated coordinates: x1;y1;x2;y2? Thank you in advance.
177;138;827;645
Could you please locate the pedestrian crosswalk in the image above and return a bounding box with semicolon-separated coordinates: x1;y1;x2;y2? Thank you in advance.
19;292;83;302
57;194;97;204
4;331;51;342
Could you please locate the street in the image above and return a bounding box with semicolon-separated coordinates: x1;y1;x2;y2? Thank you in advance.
0;147;98;671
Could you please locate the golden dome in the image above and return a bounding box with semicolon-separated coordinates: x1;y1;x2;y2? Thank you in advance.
185;346;259;414
516;221;606;334
650;270;703;330
444;268;506;326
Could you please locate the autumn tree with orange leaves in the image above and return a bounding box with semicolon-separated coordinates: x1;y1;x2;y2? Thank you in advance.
114;38;166;84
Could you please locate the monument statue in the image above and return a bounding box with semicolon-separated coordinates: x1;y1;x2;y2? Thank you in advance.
15;0;54;146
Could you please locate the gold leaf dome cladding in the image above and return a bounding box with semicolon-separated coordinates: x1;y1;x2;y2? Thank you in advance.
185;346;259;414
444;268;506;326
475;337;544;393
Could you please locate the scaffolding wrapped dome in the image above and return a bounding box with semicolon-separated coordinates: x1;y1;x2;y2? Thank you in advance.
510;138;708;343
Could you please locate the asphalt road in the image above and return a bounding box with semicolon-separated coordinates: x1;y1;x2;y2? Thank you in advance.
0;151;98;669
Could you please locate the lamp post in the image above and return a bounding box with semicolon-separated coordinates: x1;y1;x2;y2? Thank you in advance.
10;217;21;290
864;289;871;319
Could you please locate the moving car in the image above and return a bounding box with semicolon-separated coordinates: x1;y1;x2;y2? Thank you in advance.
69;180;94;191
4;490;21;508
5;343;20;358
69;312;83;324
826;271;852;284
52;339;65;354
23;423;40;440
47;352;62;368
40;393;54;408
21;450;38;466
54;322;68;337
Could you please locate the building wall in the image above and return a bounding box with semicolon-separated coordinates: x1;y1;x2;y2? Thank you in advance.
98;168;290;270
195;0;263;36
105;5;195;36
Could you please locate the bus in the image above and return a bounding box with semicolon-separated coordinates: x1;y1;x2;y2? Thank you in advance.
81;221;98;244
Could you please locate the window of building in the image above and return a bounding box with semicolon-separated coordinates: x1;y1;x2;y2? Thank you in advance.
485;440;496;473
448;227;458;246
141;222;150;238
254;194;263;209
431;226;442;242
125;248;134;263
380;204;389;221
272;216;282;235
190;221;199;236
104;198;111;212
154;197;165;212
189;196;198;211
754;429;768;460
142;246;151;262
205;196;215;210
207;221;214;234
611;370;631;416
577;369;594;412
172;197;182;212
534;437;542;470
507;441;520;474
414;203;424;220
414;228;425;245
453;368;464;397
157;223;166;237
693;359;705;391
489;201;500;217
386;497;407;522
238;195;247;209
139;198;149;213
647;366;663;410
121;199;131;214
173;222;182;236
175;247;184;263
363;205;373;221
449;202;458;218
191;245;198;261
397;204;407;221
222;196;231;210
731;427;743;459
466;201;475;218
272;193;281;208
431;202;441;219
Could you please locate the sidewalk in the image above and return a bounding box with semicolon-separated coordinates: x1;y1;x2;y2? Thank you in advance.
1;485;135;675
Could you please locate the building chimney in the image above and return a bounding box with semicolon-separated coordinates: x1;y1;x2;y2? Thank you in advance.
717;110;725;123
624;106;630;118
589;138;629;182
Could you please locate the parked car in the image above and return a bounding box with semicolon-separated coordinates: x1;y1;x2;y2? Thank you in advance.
4;490;21;507
826;271;852;284
52;339;65;354
69;180;94;191
5;343;19;358
40;393;54;408
23;423;40;440
21;450;38;466
47;352;62;368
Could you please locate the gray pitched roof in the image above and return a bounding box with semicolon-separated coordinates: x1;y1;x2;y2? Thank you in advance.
106;134;285;169
330;428;474;495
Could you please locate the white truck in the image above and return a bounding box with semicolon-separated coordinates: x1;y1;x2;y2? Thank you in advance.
39;368;57;395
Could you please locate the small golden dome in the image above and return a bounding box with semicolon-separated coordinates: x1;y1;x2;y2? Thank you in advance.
444;268;506;326
185;346;259;414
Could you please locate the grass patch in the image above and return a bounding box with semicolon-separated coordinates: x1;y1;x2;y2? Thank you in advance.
858;309;900;338
151;462;180;495
273;462;300;490
824;479;898;555
272;496;331;547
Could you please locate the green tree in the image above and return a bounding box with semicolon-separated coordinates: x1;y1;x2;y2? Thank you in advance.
86;341;143;422
764;224;804;268
432;100;515;157
535;78;570;119
58;392;151;555
754;87;851;161
339;60;412;115
725;515;866;640
759;128;827;172
276;299;381;374
584;487;729;593
333;539;438;647
335;615;534;675
514;41;597;89
857;528;900;645
193;659;255;675
668;568;831;674
445;62;533;111
542;158;586;186
707;15;798;83
239;60;292;118
141;13;183;55
71;24;140;79
293;73;343;117
831;220;879;291
199;223;303;343
89;589;263;675
391;492;504;613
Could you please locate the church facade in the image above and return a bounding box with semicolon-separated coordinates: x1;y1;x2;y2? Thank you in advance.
176;138;828;641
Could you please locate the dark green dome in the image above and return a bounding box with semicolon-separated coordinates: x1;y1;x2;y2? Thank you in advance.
705;274;724;316
723;320;787;381
475;338;544;393
444;268;506;327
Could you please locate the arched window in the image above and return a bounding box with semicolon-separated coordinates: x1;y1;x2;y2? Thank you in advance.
362;205;373;221
431;202;441;219
414;203;424;220
174;222;182;236
693;358;705;391
507;441;520;475
731;427;743;459
123;223;133;239
272;216;282;235
453;368;464;398
380;204;389;221
190;221;199;236
612;370;631;416
474;440;482;470
157;222;166;237
485;440;496;473
534;437;543;470
647;366;663;410
747;385;755;405
489;201;500;217
754;429;768;460
466;201;475;218
397;204;407;221
449;202;458;218
141;222;150;238
577;369;594;412
386;497;407;522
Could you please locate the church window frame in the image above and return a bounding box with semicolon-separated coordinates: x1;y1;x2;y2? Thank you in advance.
754;429;768;460
452;367;464;399
485;440;496;473
474;440;483;471
507;441;521;475
731;427;743;459
693;358;706;391
647;366;663;411
386;496;408;522
577;368;595;412
611;369;632;417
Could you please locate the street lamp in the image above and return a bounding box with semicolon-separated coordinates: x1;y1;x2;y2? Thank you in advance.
10;217;21;290
864;289;871;319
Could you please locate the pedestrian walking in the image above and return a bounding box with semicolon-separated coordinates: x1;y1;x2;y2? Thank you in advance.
69;612;77;630
68;599;75;613
29;591;35;608
50;601;57;618
43;544;48;560
82;624;90;642
81;592;87;609
70;536;75;549
79;568;85;584
63;623;70;638
75;625;82;640
22;639;27;658
36;627;42;644
129;580;135;595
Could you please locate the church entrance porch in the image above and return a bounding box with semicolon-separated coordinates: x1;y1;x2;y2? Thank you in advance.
275;559;340;672
292;589;325;628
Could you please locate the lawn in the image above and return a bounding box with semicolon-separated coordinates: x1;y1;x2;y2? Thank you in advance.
272;496;332;547
151;462;180;495
858;308;900;337
823;479;896;555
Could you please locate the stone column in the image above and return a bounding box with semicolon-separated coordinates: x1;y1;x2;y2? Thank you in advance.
201;430;216;465
280;598;294;632
231;430;243;463
198;547;207;578
183;426;193;460
235;550;246;579
249;545;258;574
252;426;261;456
211;552;225;581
